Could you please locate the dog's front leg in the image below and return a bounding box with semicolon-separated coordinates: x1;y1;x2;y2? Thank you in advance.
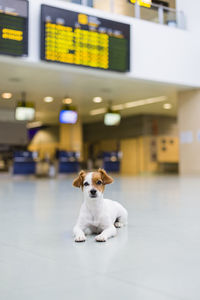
73;224;86;242
95;225;117;242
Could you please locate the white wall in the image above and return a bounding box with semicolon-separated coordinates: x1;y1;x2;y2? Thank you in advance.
0;109;15;122
0;121;28;145
177;0;200;33
129;18;197;86
1;0;200;88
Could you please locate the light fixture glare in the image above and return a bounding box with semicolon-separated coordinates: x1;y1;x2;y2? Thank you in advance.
2;92;12;99
63;97;72;104
93;97;102;103
44;96;54;103
163;103;172;110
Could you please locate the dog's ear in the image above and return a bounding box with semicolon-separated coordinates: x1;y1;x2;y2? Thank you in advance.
98;168;113;185
73;170;85;188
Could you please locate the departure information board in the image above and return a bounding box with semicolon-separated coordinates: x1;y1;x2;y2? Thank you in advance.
0;0;28;56
41;5;130;72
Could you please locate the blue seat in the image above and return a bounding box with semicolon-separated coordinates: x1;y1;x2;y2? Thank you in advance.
102;152;120;173
13;151;36;175
58;151;80;174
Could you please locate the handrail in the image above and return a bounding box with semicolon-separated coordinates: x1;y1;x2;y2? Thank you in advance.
145;2;177;13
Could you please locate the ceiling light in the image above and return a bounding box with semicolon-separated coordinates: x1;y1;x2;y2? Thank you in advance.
1;92;12;99
163;103;172;110
124;96;167;109
93;97;102;103
44;96;54;103
111;96;168;111
62;97;72;104
89;96;168;116
111;104;125;111
26;121;43;129
104;112;121;126
90;108;107;116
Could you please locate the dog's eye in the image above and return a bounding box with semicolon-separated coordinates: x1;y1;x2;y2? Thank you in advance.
96;180;102;185
84;182;89;186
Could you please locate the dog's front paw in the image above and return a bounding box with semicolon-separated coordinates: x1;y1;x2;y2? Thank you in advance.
95;234;107;242
75;233;86;242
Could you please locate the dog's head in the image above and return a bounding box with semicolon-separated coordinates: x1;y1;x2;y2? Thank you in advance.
73;169;113;199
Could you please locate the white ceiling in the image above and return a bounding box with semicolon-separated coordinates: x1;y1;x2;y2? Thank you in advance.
0;59;187;124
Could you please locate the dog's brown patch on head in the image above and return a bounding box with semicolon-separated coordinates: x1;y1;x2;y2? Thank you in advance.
91;169;114;192
73;170;86;188
92;172;105;193
98;168;114;185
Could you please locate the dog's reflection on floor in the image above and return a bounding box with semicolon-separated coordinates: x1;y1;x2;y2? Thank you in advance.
73;227;128;274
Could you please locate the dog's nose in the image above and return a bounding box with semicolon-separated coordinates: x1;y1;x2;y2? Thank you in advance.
90;189;97;196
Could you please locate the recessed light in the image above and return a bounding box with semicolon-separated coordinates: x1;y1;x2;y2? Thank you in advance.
163;103;172;110
63;97;72;104
93;97;102;103
1;92;12;99
44;96;54;103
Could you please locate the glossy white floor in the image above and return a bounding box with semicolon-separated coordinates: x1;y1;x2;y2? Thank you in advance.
0;174;200;300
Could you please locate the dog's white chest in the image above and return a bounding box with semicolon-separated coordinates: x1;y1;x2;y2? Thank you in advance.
91;219;101;228
87;214;101;228
87;211;110;231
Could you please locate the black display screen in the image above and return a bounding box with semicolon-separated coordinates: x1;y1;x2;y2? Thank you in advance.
0;0;28;56
41;5;130;72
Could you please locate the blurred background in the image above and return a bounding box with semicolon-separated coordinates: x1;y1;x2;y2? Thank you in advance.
2;1;200;300
1;0;198;178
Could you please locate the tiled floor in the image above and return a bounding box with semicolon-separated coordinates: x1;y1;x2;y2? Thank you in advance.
0;174;200;300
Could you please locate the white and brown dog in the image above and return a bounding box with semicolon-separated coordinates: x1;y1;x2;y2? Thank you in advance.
73;169;128;242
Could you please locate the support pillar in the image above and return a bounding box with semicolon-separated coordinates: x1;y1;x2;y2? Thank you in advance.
178;89;200;174
59;119;83;157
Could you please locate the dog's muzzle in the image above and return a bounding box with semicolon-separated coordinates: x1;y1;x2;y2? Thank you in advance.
90;189;97;198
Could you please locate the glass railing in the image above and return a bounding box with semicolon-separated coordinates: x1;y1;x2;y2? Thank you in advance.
61;0;185;29
137;2;185;28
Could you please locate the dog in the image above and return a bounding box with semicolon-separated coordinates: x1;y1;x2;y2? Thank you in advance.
73;168;128;242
